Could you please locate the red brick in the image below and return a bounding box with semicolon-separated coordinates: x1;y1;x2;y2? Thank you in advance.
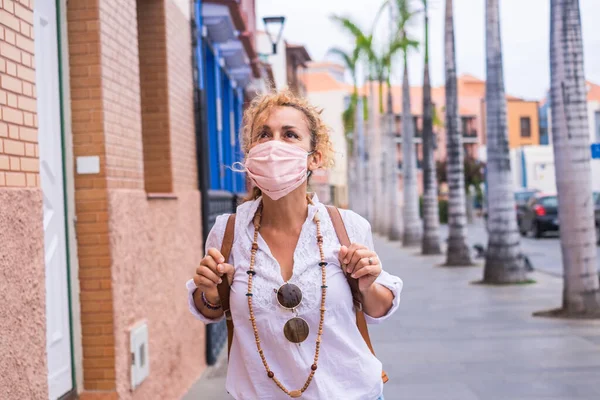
19;126;36;141
3;139;25;156
0;41;21;62
1;74;22;93
7;92;17;107
0;10;20;31
17;65;35;83
20;157;38;172
25;172;35;187
8;125;18;139
0;155;9;169
6;61;17;77
14;3;33;24
9;156;20;170
24;142;34;156
4;29;16;45
5;171;25;186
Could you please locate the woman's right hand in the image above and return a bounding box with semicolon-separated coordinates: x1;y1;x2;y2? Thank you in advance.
193;248;235;303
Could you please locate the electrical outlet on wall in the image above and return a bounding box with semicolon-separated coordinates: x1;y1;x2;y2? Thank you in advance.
130;321;149;390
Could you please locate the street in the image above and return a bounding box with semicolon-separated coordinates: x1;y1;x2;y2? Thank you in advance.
184;234;600;400
439;218;600;276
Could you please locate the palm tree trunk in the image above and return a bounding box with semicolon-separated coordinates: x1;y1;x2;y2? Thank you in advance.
369;81;382;232
401;55;421;246
549;0;600;314
444;0;472;265
388;81;402;240
380;91;394;237
482;0;527;280
421;2;442;254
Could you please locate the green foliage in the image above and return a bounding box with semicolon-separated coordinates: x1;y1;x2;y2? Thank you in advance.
419;195;449;224
436;157;485;191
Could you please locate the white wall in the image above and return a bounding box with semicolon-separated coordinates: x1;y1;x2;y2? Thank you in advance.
256;31;287;90
511;146;557;193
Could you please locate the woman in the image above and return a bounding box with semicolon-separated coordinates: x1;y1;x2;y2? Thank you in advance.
186;90;403;400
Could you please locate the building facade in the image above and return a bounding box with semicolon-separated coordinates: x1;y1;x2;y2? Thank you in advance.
302;62;350;207
0;0;264;399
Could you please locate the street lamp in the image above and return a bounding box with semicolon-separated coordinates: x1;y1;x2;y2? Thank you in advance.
263;16;285;55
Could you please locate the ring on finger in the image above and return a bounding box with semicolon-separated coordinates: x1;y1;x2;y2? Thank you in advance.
368;257;374;265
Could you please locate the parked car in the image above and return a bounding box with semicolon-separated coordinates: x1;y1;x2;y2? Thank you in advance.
483;188;539;225
515;189;541;229
519;193;559;238
594;192;600;245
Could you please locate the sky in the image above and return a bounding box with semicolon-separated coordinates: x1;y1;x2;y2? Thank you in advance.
255;0;600;100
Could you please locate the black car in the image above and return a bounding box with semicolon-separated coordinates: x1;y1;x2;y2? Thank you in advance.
515;189;541;229
519;194;559;238
483;188;539;223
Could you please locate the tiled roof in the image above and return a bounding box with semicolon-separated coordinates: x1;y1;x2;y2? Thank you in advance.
587;80;600;101
302;71;351;92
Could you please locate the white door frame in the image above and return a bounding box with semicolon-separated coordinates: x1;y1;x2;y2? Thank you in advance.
56;0;84;394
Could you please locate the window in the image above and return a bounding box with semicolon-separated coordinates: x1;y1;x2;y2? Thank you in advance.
520;117;531;138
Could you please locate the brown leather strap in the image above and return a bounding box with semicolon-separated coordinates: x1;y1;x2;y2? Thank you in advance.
325;205;389;383
216;214;236;357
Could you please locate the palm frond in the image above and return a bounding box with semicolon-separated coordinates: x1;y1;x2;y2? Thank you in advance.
330;15;368;42
326;47;356;73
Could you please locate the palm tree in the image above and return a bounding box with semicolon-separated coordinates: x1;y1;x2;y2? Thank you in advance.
327;46;361;145
330;16;374;218
420;0;442;254
394;0;421;246
444;0;472;265
546;0;600;315
482;0;527;280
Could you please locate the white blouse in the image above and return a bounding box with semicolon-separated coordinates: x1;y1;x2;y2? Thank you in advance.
186;195;403;400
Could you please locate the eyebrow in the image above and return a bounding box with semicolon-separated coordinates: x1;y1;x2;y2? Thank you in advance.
282;125;297;130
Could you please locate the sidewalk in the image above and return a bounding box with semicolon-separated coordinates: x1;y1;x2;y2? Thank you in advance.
183;235;600;400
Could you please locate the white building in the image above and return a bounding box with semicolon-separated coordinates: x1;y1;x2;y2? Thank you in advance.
302;62;351;207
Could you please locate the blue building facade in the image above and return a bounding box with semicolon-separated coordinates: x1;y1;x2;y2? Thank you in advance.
192;0;262;365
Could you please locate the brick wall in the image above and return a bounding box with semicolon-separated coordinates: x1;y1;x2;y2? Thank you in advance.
0;0;39;188
166;0;197;191
67;0;117;392
138;0;173;193
99;0;144;190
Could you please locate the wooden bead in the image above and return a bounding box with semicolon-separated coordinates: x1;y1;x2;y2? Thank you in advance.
246;201;327;397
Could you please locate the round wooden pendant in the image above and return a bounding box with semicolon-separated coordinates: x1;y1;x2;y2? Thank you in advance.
276;283;303;309
283;317;309;343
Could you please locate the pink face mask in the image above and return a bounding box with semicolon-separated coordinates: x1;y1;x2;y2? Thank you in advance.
244;141;313;201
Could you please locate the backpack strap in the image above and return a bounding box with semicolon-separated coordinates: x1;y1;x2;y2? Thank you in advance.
325;205;389;384
216;214;236;358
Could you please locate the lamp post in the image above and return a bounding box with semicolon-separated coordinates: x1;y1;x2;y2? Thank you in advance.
262;16;285;55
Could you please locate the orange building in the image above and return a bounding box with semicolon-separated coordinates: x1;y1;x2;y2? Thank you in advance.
481;98;540;149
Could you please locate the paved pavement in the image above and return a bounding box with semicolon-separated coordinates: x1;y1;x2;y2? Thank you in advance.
183;233;600;400
439;218;600;276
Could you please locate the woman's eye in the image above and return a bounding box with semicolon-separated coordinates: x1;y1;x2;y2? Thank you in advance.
258;131;269;139
285;131;299;139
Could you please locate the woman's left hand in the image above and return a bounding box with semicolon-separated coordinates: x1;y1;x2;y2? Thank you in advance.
339;244;382;293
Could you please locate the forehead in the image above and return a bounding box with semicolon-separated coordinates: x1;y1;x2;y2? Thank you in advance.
262;106;308;129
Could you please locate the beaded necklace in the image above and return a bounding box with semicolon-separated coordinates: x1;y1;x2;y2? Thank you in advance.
246;196;327;398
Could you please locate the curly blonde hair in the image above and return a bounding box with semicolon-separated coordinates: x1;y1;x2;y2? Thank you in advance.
241;89;335;200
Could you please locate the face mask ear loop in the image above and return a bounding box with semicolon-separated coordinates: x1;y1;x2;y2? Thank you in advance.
230;161;247;173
